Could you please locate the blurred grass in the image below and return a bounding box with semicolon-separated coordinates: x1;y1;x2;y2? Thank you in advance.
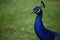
0;0;60;40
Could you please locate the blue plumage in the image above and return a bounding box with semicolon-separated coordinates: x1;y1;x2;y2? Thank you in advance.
33;6;55;40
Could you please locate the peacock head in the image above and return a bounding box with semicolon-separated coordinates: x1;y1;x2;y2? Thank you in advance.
32;1;45;15
32;6;42;15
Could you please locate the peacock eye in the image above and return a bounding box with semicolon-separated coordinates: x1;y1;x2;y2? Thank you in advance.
36;9;40;13
34;8;40;14
33;6;41;14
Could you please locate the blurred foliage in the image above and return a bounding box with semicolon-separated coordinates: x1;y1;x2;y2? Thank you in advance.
46;0;60;1
0;0;12;5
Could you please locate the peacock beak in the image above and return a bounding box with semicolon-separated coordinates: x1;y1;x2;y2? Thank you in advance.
31;11;35;14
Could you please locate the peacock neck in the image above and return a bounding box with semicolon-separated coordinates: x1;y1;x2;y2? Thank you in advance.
34;10;55;40
35;10;44;27
34;10;46;31
36;10;43;21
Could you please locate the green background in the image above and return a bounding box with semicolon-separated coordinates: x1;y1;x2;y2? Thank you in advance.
0;0;60;40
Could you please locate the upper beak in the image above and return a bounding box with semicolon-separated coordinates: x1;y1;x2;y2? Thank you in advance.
31;11;35;14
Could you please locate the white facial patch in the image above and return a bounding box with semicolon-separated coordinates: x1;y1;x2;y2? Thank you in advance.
36;9;40;13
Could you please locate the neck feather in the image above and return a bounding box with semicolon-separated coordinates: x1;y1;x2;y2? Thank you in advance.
36;10;43;20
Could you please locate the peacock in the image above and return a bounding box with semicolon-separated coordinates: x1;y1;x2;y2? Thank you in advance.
32;1;55;40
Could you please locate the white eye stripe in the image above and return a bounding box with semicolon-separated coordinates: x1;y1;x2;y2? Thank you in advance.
36;9;40;13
